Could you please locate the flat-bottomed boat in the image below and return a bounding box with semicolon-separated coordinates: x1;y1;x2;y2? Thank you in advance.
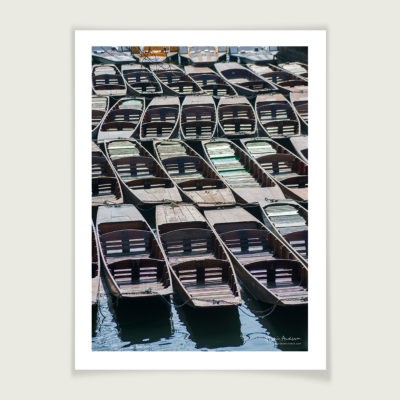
92;64;127;97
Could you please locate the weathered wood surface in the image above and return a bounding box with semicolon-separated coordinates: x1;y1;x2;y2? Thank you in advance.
121;64;163;96
92;64;127;96
290;90;308;126
290;136;308;162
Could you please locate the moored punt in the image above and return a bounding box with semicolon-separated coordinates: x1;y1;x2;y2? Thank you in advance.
204;207;308;306
290;90;308;127
96;204;173;301
179;46;227;65
150;64;203;96
104;139;182;205
290;136;308;163
217;96;256;138
132;46;177;63
260;200;308;265
202;139;285;203
140;96;180;141
255;93;301;139
246;63;308;94
229;46;278;64
180;95;217;140
240;138;308;202
97;97;145;144
154;140;236;207
184;66;237;99
277;62;308;80
92;222;101;308
214;62;276;96
156;204;241;308
92;142;123;207
92;46;136;64
92;95;109;139
121;64;163;97
92;64;127;97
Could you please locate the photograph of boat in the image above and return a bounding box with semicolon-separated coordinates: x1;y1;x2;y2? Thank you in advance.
92;64;127;97
121;64;163;97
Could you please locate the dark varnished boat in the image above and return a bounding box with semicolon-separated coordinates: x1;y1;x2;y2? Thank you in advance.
104;138;182;205
277;62;308;80
201;139;285;203
92;142;123;207
156;204;241;308
140;96;180;141
154;140;236;207
290;89;308;127
204;207;308;306
217;96;256;138
255;93;301;139
92;221;101;308
150;64;203;96
96;204;173;300
92;95;109;139
260;200;308;265
246;63;308;94
92;64;127;97
184;66;237;98
97;97;145;144
214;62;276;96
290;136;308;163
241;138;308;202
180;95;217;140
179;46;227;65
121;64;163;97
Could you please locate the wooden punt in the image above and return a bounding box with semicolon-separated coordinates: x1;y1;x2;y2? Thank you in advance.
121;64;163;97
260;200;308;265
179;46;227;65
277;62;308;80
290;136;308;163
246;63;308;94
132;46;177;63
156;204;241;308
153;140;236;207
92;221;101;307
97;97;145;144
214;62;276;96
240;138;308;202
92;95;109;139
92;64;127;97
104;138;182;205
204;207;308;306
139;96;180;141
96;204;173;300
92;142;123;207
180;95;217;140
217;96;256;138
255;93;301;139
185;66;237;99
150;64;203;96
229;47;278;64
201;139;285;203
290;89;308;127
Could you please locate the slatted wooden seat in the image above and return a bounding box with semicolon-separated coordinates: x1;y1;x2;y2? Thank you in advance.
156;142;187;159
92;155;114;177
262;120;299;138
107;140;140;160
294;102;308;122
111;156;156;181
161;156;204;183
141;122;176;138
92;177;121;205
257;103;295;121
245;140;277;157
264;204;307;229
284;231;308;260
181;120;215;137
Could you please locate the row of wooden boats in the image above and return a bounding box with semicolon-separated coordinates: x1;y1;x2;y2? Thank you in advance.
92;203;308;310
92;137;308;209
92;62;308;99
92;93;307;143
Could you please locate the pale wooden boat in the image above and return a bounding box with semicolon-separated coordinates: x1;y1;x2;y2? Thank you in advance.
290;89;308;127
92;95;109;139
139;96;180;141
229;46;278;63
97;97;145;144
290;136;308;163
179;46;227;65
150;64;203;96
92;142;123;207
246;63;307;94
92;221;101;307
104;138;182;205
185;66;237;98
217;96;256;138
204;206;308;306
214;62;276;96
240;138;308;202
92;47;135;64
255;93;301;139
201;139;285;204
92;64;127;96
277;62;308;80
180;95;217;140
259;200;308;265
96;204;173;301
154;140;236;207
121;64;163;97
156;204;241;308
